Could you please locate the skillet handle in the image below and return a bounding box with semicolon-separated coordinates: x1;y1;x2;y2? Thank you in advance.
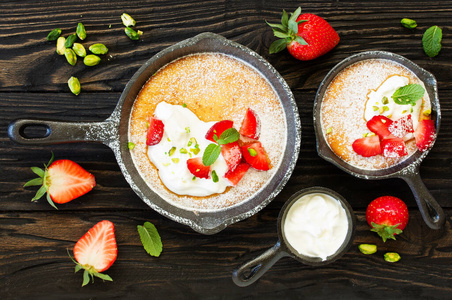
399;170;445;230
232;241;288;287
7;118;118;146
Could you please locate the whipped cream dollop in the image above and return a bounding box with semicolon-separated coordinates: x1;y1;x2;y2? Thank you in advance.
283;193;349;261
364;75;429;133
147;102;232;197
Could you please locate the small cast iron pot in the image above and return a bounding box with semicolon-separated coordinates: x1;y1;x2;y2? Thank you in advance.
232;186;356;287
313;51;444;230
8;32;301;235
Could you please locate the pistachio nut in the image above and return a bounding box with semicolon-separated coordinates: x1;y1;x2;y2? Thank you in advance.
56;36;66;55
89;43;108;55
47;28;61;41
121;13;136;27
64;48;77;66
65;34;77;48
76;22;86;40
128;142;136;150
358;244;377;255
83;54;101;66
124;27;140;40
384;252;401;263
72;43;86;57
401;18;417;29
68;77;81;95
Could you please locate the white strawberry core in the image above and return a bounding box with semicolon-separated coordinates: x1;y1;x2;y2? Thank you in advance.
147;102;232;196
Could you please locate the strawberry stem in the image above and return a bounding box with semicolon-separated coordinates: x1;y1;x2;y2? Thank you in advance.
370;222;403;242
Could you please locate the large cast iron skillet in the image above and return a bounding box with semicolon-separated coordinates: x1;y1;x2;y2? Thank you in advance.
313;51;444;230
8;32;301;235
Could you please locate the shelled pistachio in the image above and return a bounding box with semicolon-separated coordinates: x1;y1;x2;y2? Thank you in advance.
121;13;136;27
89;43;108;55
76;22;86;40
83;54;101;66
68;77;81;95
65;34;77;48
72;43;86;57
64;48;77;66
47;28;61;41
56;36;66;55
125;27;141;40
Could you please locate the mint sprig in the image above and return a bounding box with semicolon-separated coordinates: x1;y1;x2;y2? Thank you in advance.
202;128;239;166
137;222;162;257
422;25;442;58
392;84;425;106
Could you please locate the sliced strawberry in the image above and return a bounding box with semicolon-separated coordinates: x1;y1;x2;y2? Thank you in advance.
72;220;117;286
25;155;96;209
225;162;250;186
187;157;210;179
239;108;261;139
381;138;408;158
367;115;393;139
221;142;242;172
352;135;381;157
205;120;233;143
237;134;257;147
241;142;271;171
388;115;414;138
415;119;436;152
146;117;164;146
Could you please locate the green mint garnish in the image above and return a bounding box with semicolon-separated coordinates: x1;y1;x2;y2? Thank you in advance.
212;170;219;183
391;84;425;106
137;222;162;257
202;144;221;166
217;128;240;145
401;18;417;29
422;25;442;58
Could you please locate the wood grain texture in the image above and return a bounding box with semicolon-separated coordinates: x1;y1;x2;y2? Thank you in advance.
0;0;451;298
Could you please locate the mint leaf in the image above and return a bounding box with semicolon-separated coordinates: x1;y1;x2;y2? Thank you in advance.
137;222;162;257
422;25;442;58
202;144;221;166
217;128;240;145
401;18;417;29
391;84;425;106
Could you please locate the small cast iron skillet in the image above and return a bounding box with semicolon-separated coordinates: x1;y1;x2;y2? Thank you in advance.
232;186;355;287
8;32;301;235
313;51;444;230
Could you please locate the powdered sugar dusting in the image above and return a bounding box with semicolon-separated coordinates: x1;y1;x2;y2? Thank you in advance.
320;59;430;170
129;53;286;211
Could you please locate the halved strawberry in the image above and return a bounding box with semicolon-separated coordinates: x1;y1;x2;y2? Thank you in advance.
415;119;436;152
225;162;250;186
241;142;271;171
72;220;117;286
239;108;261;140
388;115;414;138
146;117;164;146
205;120;233;143
352;135;381;157
381;138;408;158
24;154;96;209
187;157;210;179
367;115;393;139
221;142;242;172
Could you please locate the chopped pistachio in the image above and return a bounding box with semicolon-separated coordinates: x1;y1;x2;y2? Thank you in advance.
76;22;86;40
128;142;135;150
67;76;81;95
248;148;257;157
358;244;377;255
379;107;385;114
64;48;77;66
326;127;333;135
185;127;190;134
168;147;176;156
382;96;389;104
192;176;196;181
47;28;61;41
121;13;136;27
72;43;86;57
212;170;219;183
384;252;401;263
89;43;109;55
162;162;170;167
423;109;431;116
56;36;66;55
387;114;392;119
167;137;171;142
363;132;368;137
402;110;408;114
368;132;376;137
401;18;417;29
83;54;101;66
65;34;77;48
373;106;379;111
183;103;187;108
171;158;180;164
125;27;140;40
137;30;143;36
190;147;200;155
180;148;188;154
383;106;389;111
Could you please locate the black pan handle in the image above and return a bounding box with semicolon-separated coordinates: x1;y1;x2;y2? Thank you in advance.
232;241;288;287
399;170;445;230
7;118;118;146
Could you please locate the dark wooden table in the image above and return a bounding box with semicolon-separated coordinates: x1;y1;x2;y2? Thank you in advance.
1;0;451;299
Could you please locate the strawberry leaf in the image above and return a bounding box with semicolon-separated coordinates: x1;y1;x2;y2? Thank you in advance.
288;7;301;23
82;269;91;287
288;19;298;35
281;10;289;28
32;185;47;201
137;222;163;257
75;264;83;273
370;222;403;242
46;193;58;210
269;39;287;54
392;84;425;106
422;25;442;58
93;271;113;282
31;167;45;178
294;36;308;45
202;144;221;166
24;177;43;187
265;21;287;32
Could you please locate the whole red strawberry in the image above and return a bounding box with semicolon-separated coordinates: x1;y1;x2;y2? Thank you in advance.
366;196;409;242
267;7;339;60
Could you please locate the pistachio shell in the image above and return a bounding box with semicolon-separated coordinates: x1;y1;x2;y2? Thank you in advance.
83;54;101;66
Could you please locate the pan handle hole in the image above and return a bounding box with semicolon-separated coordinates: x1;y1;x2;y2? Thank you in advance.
20;124;51;139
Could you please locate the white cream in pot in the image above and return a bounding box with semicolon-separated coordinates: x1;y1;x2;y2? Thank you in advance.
283;193;349;261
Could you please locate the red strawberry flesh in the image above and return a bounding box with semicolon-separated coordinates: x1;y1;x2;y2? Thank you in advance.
225;162;250;186
73;220;117;273
381;138;408;158
221;142;242;172
205;120;233;143
367;115;393;139
187;157;210;179
415;119;435;152
352;135;381;157
388;115;414;138
241;142;271;171
146;117;164;146
239;108;261;139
